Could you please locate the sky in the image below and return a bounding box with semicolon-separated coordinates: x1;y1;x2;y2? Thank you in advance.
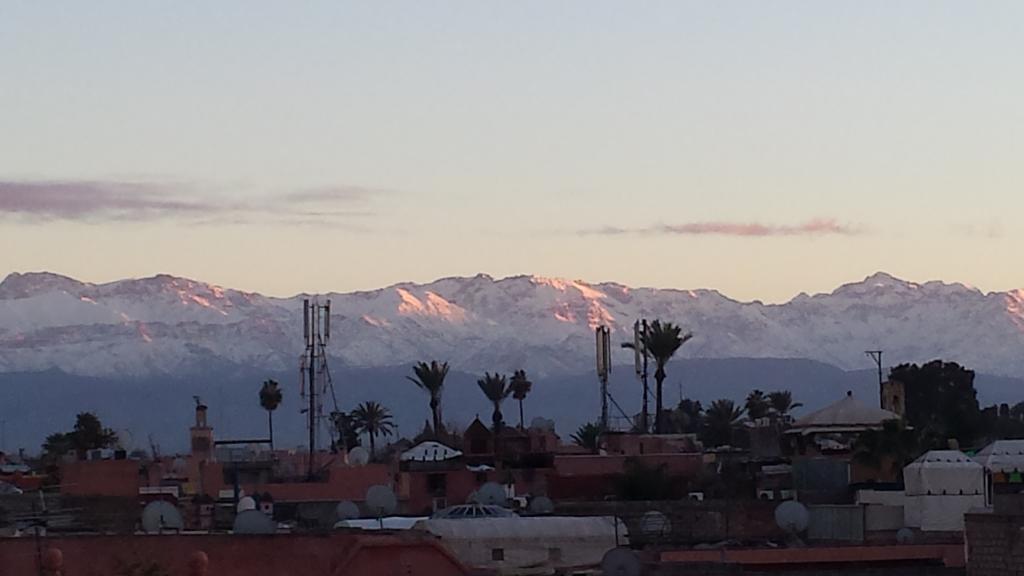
1;2;1022;303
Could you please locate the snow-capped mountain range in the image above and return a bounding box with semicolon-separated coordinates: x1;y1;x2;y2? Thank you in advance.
2;271;1024;379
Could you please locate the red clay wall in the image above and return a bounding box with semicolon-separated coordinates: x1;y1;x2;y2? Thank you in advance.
0;532;470;576
60;459;140;498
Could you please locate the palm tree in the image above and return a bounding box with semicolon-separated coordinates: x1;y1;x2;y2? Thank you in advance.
477;372;512;434
259;380;283;450
641;321;693;434
509;369;533;429
768;390;803;423
853;419;919;481
572;422;602;453
745;390;771;422
407;361;449;437
351;401;396;458
703;399;745;448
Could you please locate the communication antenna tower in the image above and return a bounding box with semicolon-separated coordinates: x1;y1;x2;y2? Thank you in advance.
596;326;612;430
632;320;651;434
300;297;335;479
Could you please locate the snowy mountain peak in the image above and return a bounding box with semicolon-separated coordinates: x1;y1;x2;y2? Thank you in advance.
4;271;1024;379
0;271;88;299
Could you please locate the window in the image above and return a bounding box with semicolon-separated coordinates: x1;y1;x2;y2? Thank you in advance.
427;473;447;496
491;548;505;561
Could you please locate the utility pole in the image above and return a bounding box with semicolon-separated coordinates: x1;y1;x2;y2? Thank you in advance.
866;350;884;402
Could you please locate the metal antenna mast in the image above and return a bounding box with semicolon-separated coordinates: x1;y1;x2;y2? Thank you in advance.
301;298;332;479
632;319;650;434
596;326;612;430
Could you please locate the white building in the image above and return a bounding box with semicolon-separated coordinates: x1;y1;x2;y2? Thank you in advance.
414;516;627;575
972;439;1024;506
903;450;985;532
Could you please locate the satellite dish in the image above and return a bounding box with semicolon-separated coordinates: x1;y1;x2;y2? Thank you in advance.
601;547;642;576
233;509;276;535
896;527;915;544
527;496;555;515
639;511;671;537
365;485;398;517
474;482;508;506
237;496;257;512
774;501;810;534
530;417;553;431
141;501;184;534
336;500;360;521
348;447;370;466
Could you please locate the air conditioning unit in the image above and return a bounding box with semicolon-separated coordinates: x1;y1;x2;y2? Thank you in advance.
779;490;797;501
688;492;705;502
757;490;775;501
432;497;448;512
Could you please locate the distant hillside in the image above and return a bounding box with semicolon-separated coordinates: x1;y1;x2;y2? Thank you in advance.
3;357;1021;454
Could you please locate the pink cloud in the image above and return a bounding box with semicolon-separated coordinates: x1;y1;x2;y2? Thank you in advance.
581;218;860;237
0;180;384;224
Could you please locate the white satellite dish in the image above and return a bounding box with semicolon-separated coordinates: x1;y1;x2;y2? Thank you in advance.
233;509;276;535
527;496;555;515
365;485;398;517
896;527;914;544
336;500;361;521
474;482;507;507
348;447;370;466
601;547;642;576
774;501;810;534
237;496;257;513
530;417;555;432
141;501;184;534
640;511;672;537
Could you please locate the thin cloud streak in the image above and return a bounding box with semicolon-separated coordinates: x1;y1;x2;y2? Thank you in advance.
0;179;384;225
285;186;387;204
0;181;212;221
581;218;860;237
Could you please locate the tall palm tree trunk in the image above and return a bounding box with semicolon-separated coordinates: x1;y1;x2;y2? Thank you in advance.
654;368;666;434
430;397;441;437
518;399;525;429
368;431;376;457
267;410;275;450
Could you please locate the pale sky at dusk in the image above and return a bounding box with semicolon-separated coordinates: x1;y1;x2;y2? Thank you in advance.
1;2;1022;303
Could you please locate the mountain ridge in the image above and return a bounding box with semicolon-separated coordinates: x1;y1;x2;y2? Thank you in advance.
3;270;1024;380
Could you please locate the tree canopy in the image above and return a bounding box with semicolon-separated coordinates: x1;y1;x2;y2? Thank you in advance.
42;412;118;461
892;360;982;448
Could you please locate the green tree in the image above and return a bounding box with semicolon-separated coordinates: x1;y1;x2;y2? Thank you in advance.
768;390;803;423
41;413;118;483
667;399;703;434
477;372;511;434
351;401;396;458
893;360;982;448
571;422;602;453
702;399;745;448
630;320;693;434
509;369;533;429
853;419;919;481
259;379;283;449
330;411;361;452
407;360;450;437
745;390;771;422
